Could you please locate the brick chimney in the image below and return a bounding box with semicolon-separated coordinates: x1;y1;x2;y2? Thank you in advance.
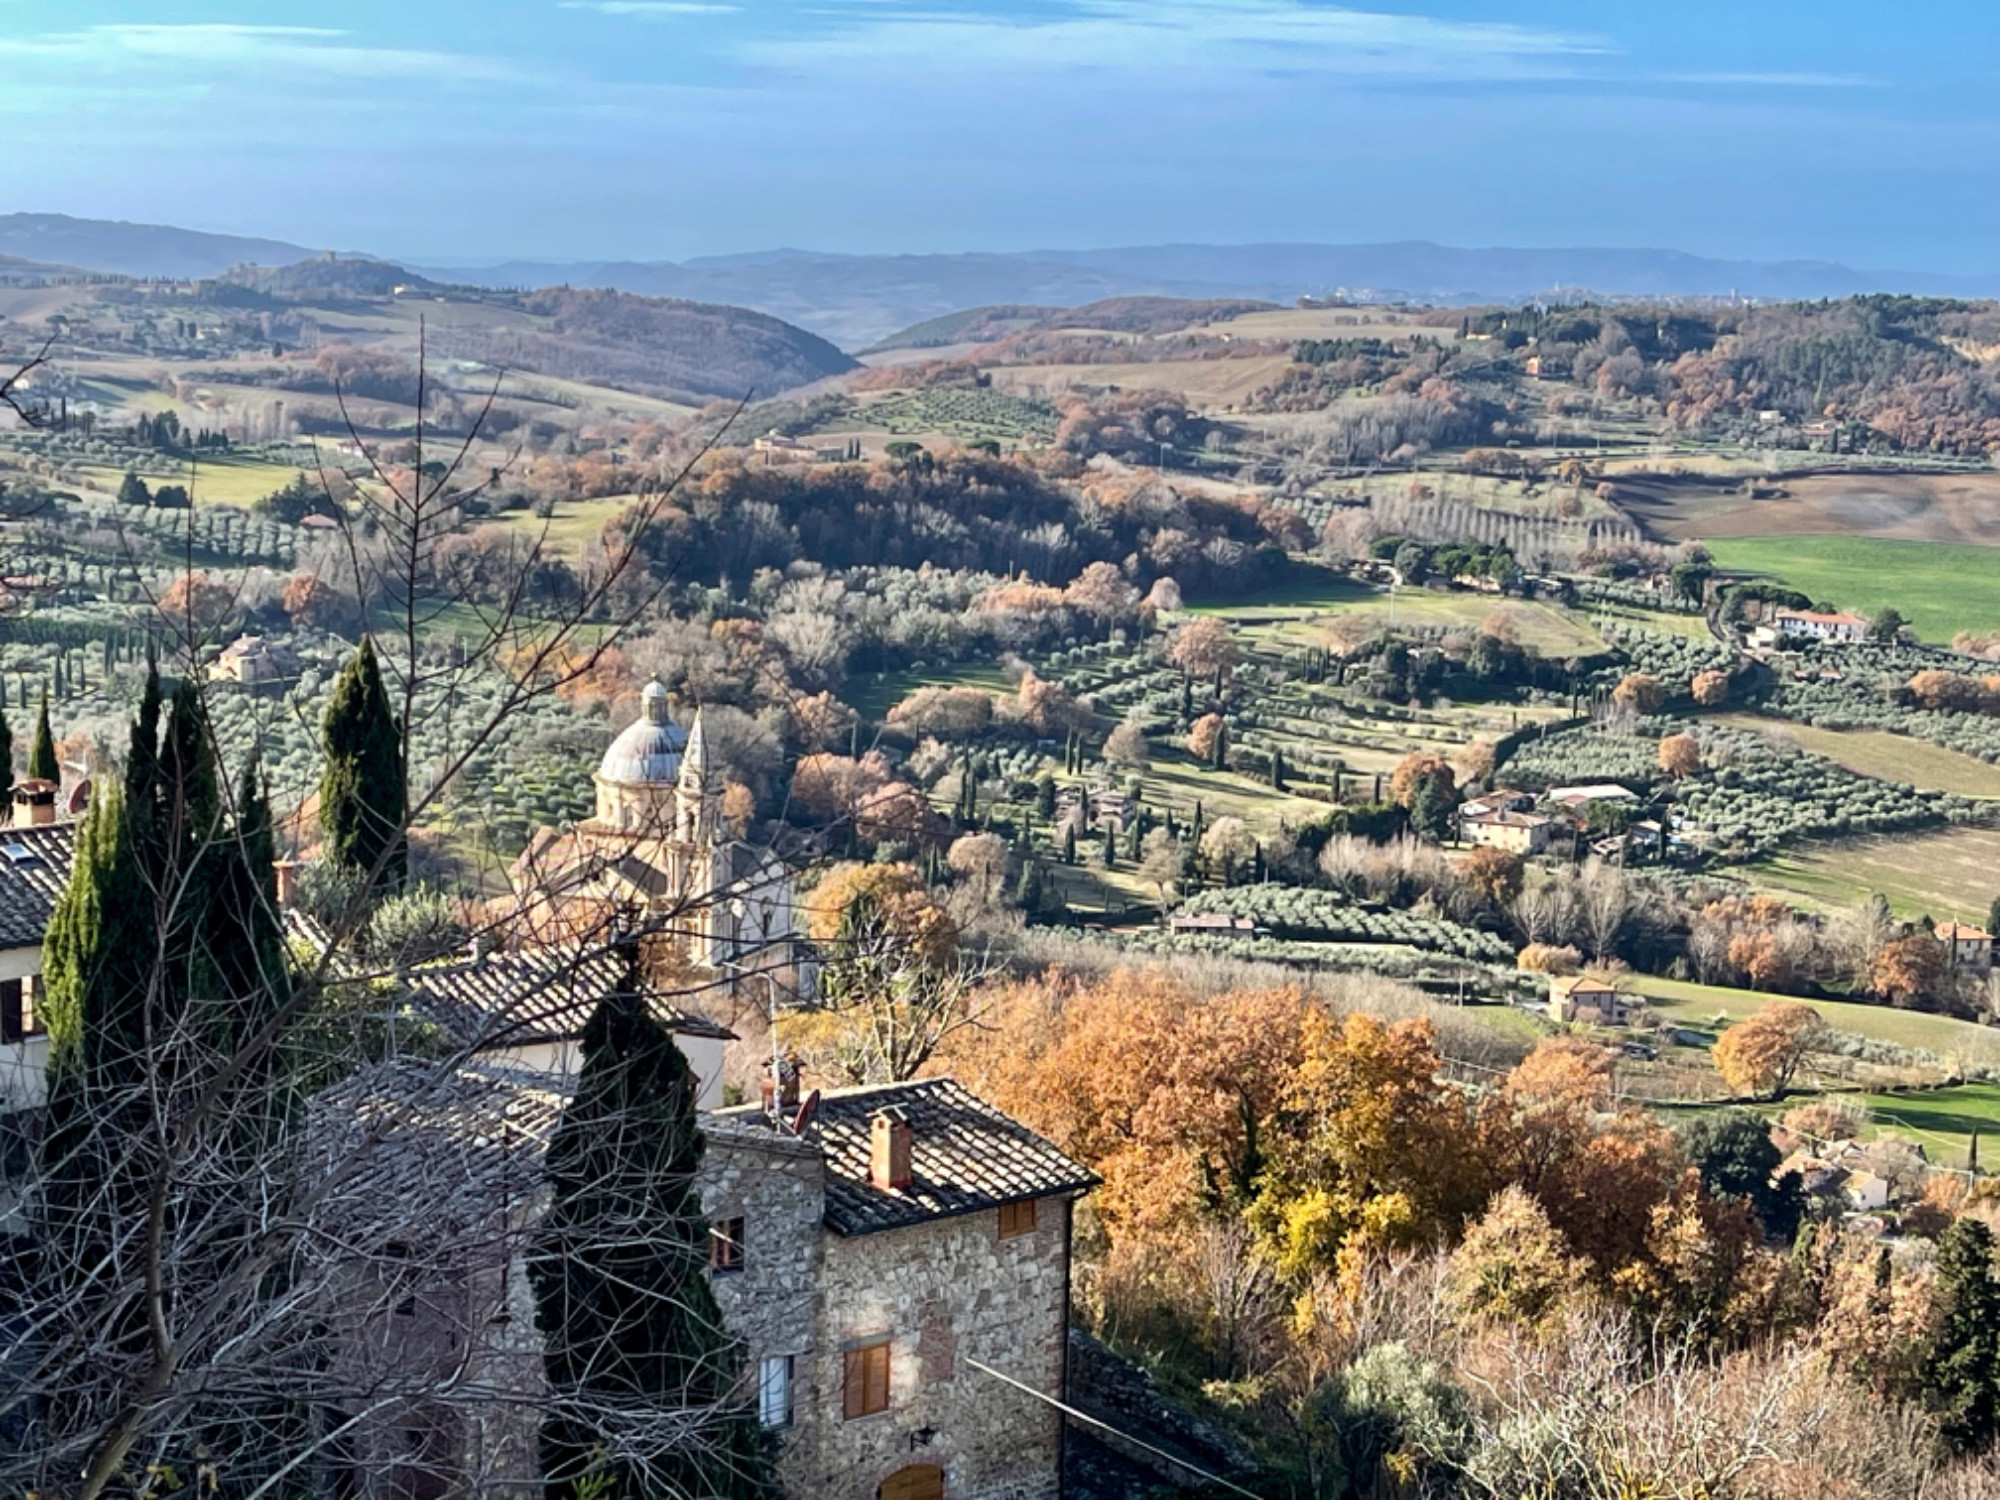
12;779;57;828
761;1051;801;1114
273;858;302;908
869;1106;913;1192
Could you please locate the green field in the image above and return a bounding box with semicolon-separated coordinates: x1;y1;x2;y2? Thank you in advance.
77;454;303;508
849;661;1014;724
1714;714;2000;798
1707;535;2000;641
1857;1083;2000;1168
489;494;632;558
1746;825;2000;924
1634;975;2000;1072
1184;560;1374;616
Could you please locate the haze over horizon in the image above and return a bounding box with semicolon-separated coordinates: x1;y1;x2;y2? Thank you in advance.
3;1;1995;273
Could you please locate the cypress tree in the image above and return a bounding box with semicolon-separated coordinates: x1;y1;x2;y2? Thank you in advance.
531;955;768;1499
1272;747;1287;791
1062;825;1077;865
1035;775;1056;819
320;638;406;892
207;758;289;1056
28;690;57;782
0;697;13;804
1924;1217;2000;1452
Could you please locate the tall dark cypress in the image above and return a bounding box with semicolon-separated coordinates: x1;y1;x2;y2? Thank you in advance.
531;953;768;1499
28;689;57;783
0;697;13;804
1924;1217;2000;1452
319;638;406;892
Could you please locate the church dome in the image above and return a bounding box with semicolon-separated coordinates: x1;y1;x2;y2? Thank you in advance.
597;681;687;785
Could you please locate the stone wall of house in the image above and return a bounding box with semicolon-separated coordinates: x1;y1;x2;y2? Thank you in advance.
699;1123;829;1486
798;1197;1072;1500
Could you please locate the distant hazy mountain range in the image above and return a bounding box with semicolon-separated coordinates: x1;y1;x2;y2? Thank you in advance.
424;244;2000;347
4;212;1996;350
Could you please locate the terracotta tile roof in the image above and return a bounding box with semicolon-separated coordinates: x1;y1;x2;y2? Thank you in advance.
730;1078;1098;1237
401;943;736;1051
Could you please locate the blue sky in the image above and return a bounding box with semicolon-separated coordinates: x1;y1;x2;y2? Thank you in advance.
1;1;1994;268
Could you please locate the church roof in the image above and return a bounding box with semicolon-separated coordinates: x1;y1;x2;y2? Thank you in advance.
598;680;688;785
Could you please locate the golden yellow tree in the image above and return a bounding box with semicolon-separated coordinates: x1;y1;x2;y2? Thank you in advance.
1658;732;1701;779
1713;1002;1828;1098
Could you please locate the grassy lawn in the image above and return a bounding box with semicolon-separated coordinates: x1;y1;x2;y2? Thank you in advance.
1857;1083;2000;1168
1584;601;1714;641
1634;975;2000;1070
1706;535;2000;641
1713;713;2000;798
488;494;633;558
75;455;304;508
1138;748;1336;840
1184;559;1375;617
1746;826;2000;924
849;662;1015;724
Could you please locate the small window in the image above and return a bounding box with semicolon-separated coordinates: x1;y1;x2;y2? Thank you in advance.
710;1217;745;1273
842;1338;892;1420
997;1198;1038;1239
0;979;35;1044
758;1354;793;1429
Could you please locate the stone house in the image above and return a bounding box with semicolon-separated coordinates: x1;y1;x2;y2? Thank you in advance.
1936;921;1993;975
211;633;299;685
0;820;76;1166
1458;807;1553;855
1547;974;1634;1026
1769;609;1868;644
308;1058;1097;1500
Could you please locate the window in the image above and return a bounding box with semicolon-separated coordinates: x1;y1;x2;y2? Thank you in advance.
997;1198;1038;1239
758;1355;793;1429
0;979;36;1045
709;1217;745;1273
842;1338;892;1419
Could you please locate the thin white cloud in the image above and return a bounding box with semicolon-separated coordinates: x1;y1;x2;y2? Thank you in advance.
562;2;740;13
1658;70;1877;88
0;24;533;85
739;0;1615;80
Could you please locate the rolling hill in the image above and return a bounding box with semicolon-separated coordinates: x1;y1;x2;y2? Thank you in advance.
0;213;321;281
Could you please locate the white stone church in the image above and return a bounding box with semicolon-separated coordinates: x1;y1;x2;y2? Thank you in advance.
507;681;810;989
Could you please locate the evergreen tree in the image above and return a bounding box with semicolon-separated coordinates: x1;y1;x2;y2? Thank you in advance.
531;956;768;1499
0;697;13;804
320;638;406;892
1210;720;1227;771
28;690;57;783
1924;1218;2000;1452
1272;747;1287;792
1062;825;1077;865
117;469;151;506
1035;774;1057;819
1014;860;1045;915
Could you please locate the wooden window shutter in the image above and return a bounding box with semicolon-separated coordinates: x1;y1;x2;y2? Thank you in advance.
844;1339;891;1419
867;1341;891;1414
